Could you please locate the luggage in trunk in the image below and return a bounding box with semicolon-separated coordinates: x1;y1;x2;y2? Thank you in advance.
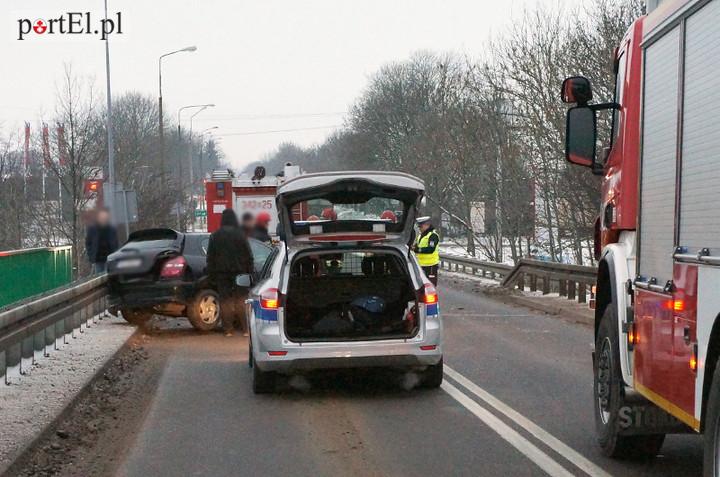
285;251;418;341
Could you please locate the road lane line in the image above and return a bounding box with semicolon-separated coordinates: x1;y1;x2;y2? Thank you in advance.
444;366;612;477
441;381;575;477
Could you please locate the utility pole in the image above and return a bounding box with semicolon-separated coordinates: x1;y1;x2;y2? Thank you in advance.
104;0;116;221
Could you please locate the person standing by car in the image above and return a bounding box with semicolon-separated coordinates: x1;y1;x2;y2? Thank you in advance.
207;209;254;337
251;211;272;244
413;216;440;286
85;207;119;274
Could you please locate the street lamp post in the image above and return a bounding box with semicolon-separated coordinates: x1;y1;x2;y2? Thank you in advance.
176;103;214;230
158;46;196;187
103;0;116;222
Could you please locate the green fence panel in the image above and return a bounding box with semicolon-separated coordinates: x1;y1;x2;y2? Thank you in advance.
0;246;73;308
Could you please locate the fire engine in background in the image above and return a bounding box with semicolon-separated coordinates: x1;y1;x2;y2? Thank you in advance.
562;0;720;472
204;163;304;234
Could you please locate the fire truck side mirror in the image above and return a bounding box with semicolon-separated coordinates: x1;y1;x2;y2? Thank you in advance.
561;76;593;105
565;106;597;169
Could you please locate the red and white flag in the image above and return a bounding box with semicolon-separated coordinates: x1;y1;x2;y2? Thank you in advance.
57;124;68;166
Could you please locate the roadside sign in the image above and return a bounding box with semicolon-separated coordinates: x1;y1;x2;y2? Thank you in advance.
195;209;207;218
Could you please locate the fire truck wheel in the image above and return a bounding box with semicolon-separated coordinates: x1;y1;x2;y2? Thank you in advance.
594;305;665;458
187;289;221;331
120;308;153;326
703;355;720;476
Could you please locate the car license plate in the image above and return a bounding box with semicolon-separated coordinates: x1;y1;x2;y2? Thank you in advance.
116;258;142;269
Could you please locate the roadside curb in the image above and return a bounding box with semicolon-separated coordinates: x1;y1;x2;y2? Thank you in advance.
0;327;138;477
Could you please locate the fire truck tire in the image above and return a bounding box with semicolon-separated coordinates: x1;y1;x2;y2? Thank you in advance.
120;308;153;326
703;356;720;476
187;289;221;331
595;305;665;458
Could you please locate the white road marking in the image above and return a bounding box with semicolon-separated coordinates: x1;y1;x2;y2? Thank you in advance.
441;381;576;477
444;366;612;477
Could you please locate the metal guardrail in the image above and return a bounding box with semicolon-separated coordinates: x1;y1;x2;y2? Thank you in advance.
440;254;597;304
0;275;108;384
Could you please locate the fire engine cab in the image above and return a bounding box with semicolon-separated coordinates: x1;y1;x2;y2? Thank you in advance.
205;163;304;234
562;0;720;472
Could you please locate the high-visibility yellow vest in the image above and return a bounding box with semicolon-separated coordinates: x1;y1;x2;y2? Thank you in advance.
416;230;440;267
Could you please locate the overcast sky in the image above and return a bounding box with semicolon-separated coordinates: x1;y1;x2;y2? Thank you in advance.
1;0;560;171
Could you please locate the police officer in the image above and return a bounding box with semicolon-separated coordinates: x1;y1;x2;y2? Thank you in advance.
413;216;440;286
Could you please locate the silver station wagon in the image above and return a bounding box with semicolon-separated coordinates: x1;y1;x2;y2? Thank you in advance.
243;171;443;393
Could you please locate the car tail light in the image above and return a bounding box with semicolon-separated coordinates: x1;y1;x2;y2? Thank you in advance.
261;288;279;309
268;350;287;356
160;256;186;279
422;283;438;304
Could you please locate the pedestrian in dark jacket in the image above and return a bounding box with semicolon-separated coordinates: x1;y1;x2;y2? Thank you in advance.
241;212;254;237
207;209;254;336
251;211;272;244
85;207;119;274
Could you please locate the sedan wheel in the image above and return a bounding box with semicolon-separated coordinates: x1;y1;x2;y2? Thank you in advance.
187;289;221;331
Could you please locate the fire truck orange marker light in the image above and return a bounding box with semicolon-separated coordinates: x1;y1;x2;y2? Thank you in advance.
673;300;685;312
690;356;697;371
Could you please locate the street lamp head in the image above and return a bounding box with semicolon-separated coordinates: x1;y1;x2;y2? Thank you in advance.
183;46;198;52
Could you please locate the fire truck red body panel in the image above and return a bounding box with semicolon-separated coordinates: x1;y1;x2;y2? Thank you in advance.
589;0;719;433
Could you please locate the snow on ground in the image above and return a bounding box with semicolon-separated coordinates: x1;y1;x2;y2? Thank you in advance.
0;315;134;472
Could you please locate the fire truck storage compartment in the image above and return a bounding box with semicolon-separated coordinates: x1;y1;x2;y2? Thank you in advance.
678;0;720;257
284;250;419;341
638;25;681;285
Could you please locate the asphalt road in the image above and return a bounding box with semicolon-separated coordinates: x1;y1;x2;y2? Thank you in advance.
113;275;704;477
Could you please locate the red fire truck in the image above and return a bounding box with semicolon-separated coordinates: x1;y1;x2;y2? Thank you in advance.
563;0;720;471
204;163;304;234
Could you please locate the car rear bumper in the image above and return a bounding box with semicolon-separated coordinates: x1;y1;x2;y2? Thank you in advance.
252;314;443;373
108;281;195;309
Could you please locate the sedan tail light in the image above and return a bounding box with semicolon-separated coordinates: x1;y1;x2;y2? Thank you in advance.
160;256;187;279
421;283;438;304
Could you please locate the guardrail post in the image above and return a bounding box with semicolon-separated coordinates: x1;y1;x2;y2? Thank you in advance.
542;276;550;295
0;350;5;384
33;328;45;363
578;283;587;304
529;274;537;292
559;279;567;297
568;281;576;300
517;273;525;291
5;343;21;384
21;335;34;374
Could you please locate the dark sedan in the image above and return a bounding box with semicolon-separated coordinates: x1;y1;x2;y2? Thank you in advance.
107;228;272;330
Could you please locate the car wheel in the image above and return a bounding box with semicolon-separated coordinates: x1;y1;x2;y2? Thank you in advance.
187;289;221;331
120;308;153;326
252;363;275;394
703;356;720;476
595;305;665;458
420;357;443;389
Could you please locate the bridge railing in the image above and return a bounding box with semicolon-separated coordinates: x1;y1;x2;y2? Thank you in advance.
0;275;108;384
439;254;597;304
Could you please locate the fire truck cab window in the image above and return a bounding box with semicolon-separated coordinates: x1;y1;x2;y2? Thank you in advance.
611;52;627;147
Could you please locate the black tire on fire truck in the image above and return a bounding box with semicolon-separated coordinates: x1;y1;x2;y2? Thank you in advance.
120;308;153;326
702;355;720;476
187;289;221;331
594;305;665;458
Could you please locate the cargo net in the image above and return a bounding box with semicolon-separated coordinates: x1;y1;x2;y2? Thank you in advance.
291;251;405;278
